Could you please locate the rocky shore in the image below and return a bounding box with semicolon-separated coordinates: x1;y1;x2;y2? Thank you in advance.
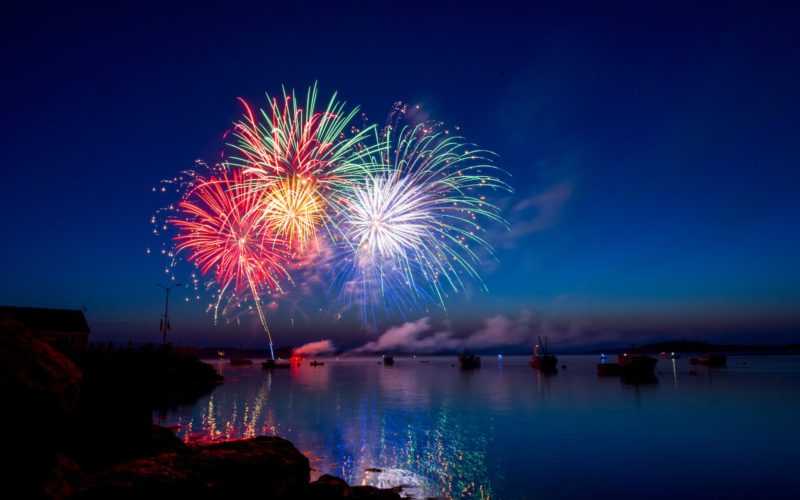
1;319;400;499
75;436;400;499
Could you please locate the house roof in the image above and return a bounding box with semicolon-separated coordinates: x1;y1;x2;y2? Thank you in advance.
0;306;91;334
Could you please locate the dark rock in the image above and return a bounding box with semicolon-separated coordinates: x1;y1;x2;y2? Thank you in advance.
1;317;83;498
77;436;310;499
304;474;402;499
306;474;349;498
78;437;402;500
148;423;189;455
2;317;400;499
345;485;403;499
42;453;83;499
68;349;221;472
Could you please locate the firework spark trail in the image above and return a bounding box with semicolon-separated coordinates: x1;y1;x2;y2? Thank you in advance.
227;84;374;250
331;124;511;322
156;86;512;334
170;171;290;359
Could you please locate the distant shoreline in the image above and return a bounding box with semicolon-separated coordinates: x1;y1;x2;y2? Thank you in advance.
191;340;800;359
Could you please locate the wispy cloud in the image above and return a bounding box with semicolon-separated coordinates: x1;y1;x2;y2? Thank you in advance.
496;180;573;249
293;339;336;357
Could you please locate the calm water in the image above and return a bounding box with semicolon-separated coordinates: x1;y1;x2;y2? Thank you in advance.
155;355;800;498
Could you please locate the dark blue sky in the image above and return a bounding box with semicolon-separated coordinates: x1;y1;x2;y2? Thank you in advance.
1;1;798;348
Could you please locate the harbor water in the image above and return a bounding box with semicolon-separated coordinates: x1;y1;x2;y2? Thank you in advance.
155;355;800;498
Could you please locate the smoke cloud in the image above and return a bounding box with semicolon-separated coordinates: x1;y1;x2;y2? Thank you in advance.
293;339;336;357
349;311;591;354
351;317;462;353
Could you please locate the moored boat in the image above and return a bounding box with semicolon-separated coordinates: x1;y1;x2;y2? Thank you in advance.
262;358;291;369
530;336;558;372
382;355;394;366
458;350;481;369
310;360;324;366
617;353;657;370
617;353;658;383
689;354;727;366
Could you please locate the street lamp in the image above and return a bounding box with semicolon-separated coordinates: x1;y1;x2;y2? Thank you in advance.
157;283;181;347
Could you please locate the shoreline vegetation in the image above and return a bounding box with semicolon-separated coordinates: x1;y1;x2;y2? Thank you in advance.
2;319;400;499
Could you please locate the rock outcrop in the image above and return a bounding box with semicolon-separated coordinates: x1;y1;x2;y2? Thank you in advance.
68;346;222;472
308;474;403;499
1;318;400;499
76;438;401;499
1;318;84;498
75;436;309;498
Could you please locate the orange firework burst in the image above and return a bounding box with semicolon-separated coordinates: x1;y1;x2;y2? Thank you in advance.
260;175;322;250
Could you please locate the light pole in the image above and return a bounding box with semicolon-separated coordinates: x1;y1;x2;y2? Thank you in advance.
157;283;181;347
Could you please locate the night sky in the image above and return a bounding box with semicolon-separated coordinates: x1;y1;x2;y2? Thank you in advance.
2;1;798;350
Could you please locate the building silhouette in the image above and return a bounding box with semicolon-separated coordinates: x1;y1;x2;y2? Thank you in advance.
0;306;91;352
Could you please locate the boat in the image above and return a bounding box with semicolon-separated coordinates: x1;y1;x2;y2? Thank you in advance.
530;336;558;372
382;355;394;366
458;350;481;369
617;353;658;383
659;351;681;359
310;360;325;366
230;357;252;366
689;354;727;367
262;358;291;369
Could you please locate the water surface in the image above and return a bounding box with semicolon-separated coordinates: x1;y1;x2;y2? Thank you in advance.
156;355;800;498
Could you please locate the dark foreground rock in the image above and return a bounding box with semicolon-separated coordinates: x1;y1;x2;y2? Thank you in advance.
68;346;222;472
1;318;83;498
76;437;401;499
308;474;403;499
1;318;399;499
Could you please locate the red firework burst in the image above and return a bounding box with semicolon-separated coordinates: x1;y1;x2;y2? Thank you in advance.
171;171;289;295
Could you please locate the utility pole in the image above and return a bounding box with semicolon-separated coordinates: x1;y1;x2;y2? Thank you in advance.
157;283;181;347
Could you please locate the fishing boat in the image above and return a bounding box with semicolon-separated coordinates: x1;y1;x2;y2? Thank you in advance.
617;353;658;382
382;355;394;366
262;358;291;369
530;336;558;372
689;354;727;366
458;350;481;369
